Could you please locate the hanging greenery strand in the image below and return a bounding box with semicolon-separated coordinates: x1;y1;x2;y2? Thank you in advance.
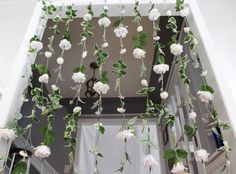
90;5;111;174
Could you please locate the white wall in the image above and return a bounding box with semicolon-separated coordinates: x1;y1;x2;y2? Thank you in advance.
0;0;37;90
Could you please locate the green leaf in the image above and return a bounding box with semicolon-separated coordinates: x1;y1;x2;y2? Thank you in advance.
184;124;197;137
164;149;176;159
101;71;109;84
200;85;214;93
176;149;188;159
12;161;27;174
73;65;86;73
99;125;105;134
132;32;148;49
127;116;137;125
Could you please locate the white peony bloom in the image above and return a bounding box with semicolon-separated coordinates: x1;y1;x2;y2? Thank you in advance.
226;160;231;167
143;154;159;168
73;106;81;113
189;111;197;119
38;74;49;84
117;107;126;113
83;13;92;21
148;8;160;21
30;40;43;52
57;57;64;65
72;72;86;84
137;26;143;32
120;48;127;55
0;128;17;141
133;48;146;59
45;51;52;58
98;17;111;28
34;145;51;159
141;79;148;87
170;43;183;56
102;42;109;48
184;27;190;33
171;162;186;173
116;129;135;141
59;39;72;50
153;36;160;41
82;51;88;59
197;91;214;103
51;84;59;91
160;91;169;100
93;81;110;95
166;10;172;16
153;64;169;75
180;7;190;17
19;151;28;158
195;149;210;162
114;26;128;38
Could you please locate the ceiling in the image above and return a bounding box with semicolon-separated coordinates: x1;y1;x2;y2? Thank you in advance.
36;17;155;98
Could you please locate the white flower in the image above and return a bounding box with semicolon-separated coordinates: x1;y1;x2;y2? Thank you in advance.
189;111;197;119
133;48;146;59
197;91;214;103
180;7;190;17
116;129;135;141
160;91;168;100
184;27;190;33
45;51;52;58
73;106;81;113
153;36;160;41
143;154;159;168
195;149;209;162
141;79;148;87
148;8;160;21
51;84;58;91
34;145;51;159
59;39;72;50
120;48;127;55
19;151;28;158
38;74;49;84
83;13;92;21
81;37;87;42
170;43;183;56
93;122;103;130
103;6;109;11
137;26;143;32
166;10;172;16
72;72;86;84
153;64;169;74
82;51;87;58
0;128;17;141
201;70;207;77
93;81;110;95
114;26;128;38
30;40;43;52
98;17;111;28
171;162;186;173
117;107;126;113
102;42;109;48
57;57;64;65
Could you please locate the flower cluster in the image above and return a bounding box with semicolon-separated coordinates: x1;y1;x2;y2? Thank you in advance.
133;48;146;59
143;154;159;168
93;81;110;95
59;39;72;50
114;26;128;38
0;128;17;141
34;145;51;159
170;43;183;56
153;64;169;75
116;129;135;141
72;72;86;84
197;90;214;103
195;149;210;162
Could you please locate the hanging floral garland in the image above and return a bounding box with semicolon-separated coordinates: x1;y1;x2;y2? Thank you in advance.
112;3;137;173
90;5;111;174
54;6;76;83
63;4;95;171
132;0;148;77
